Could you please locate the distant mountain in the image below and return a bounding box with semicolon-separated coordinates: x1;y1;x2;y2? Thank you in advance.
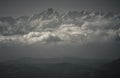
0;8;120;44
0;8;119;25
29;8;60;20
0;8;119;27
0;16;16;25
0;8;120;36
2;57;109;66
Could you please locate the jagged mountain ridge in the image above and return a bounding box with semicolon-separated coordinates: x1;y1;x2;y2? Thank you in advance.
0;8;120;45
0;8;120;36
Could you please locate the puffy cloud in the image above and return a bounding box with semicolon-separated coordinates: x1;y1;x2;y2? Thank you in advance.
23;32;62;44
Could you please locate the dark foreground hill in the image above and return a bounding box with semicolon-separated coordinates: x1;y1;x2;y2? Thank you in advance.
0;58;119;78
94;58;120;78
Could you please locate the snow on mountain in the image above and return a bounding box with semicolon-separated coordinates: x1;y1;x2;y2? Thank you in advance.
0;8;120;45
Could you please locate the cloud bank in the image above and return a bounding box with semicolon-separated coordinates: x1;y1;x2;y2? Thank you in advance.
0;9;120;59
0;9;120;45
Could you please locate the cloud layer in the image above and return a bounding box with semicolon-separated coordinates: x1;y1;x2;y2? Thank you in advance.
0;9;120;60
0;9;120;46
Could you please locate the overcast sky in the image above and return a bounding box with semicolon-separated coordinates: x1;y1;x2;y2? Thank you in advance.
0;0;120;17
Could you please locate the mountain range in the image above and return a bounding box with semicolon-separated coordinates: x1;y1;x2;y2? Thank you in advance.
0;8;120;36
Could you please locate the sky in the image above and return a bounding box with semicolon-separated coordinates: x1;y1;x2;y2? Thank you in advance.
0;0;120;60
0;0;120;17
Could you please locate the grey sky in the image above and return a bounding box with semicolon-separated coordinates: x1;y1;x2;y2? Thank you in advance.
0;0;120;60
0;0;120;17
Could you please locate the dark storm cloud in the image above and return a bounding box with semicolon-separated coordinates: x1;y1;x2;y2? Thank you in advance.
0;0;120;17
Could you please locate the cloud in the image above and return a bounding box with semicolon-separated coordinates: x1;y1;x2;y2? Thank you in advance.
0;11;120;60
0;10;120;46
22;32;62;44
